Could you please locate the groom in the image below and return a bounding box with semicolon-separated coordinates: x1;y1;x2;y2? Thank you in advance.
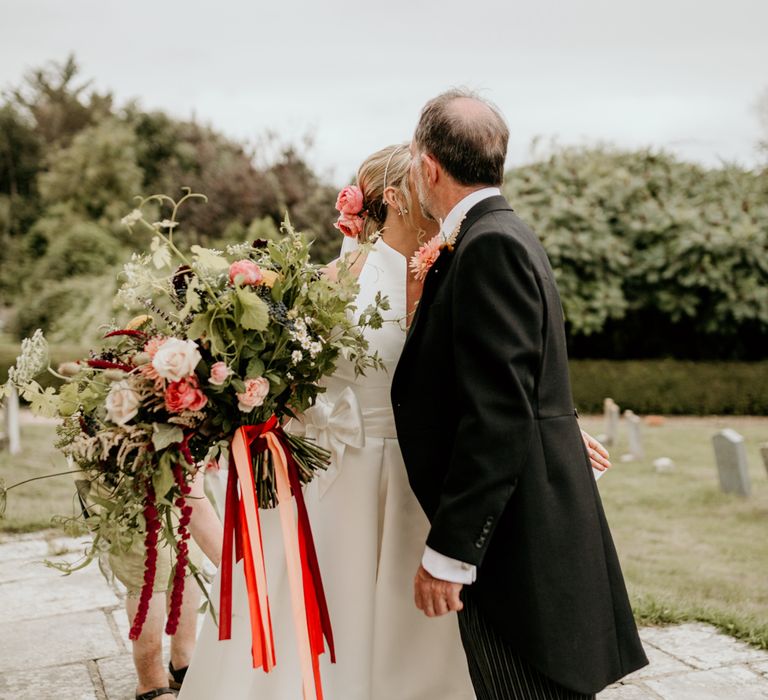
391;89;648;699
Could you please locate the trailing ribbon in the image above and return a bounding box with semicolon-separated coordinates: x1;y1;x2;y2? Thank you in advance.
219;417;335;700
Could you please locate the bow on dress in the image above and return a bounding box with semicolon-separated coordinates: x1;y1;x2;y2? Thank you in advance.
300;387;366;497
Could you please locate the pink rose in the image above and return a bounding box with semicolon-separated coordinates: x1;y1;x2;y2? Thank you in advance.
335;185;364;215
236;377;270;412
209;361;232;386
229;259;263;287
334;215;365;238
165;376;208;413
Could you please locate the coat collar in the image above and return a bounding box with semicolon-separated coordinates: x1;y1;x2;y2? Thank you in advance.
402;194;514;348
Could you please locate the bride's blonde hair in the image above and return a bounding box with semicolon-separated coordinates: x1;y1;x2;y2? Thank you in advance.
356;143;415;243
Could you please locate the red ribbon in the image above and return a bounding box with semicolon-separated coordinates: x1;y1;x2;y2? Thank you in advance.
218;417;335;699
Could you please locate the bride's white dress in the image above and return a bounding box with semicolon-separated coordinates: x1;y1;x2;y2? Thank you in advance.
180;238;474;699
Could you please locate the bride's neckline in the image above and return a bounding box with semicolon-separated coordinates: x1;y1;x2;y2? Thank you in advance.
376;236;409;262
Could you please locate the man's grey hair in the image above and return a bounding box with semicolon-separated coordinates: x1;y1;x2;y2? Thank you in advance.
414;88;509;187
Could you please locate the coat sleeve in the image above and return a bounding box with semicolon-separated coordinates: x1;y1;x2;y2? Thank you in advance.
425;225;542;567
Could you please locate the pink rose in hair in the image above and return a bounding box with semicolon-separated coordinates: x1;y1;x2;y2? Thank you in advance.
229;259;263;287
165;376;208;413
335;185;364;216
334;215;365;238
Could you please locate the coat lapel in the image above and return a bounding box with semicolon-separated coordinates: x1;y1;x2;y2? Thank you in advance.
402;195;513;355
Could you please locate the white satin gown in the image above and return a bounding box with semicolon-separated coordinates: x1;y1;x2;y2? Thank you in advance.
179;238;474;700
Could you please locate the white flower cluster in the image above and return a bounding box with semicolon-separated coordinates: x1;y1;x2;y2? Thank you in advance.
120;209;142;227
226;242;254;257
7;329;49;387
289;317;323;359
117;254;160;308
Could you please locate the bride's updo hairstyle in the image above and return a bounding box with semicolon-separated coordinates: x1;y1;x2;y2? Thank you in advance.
356;143;415;243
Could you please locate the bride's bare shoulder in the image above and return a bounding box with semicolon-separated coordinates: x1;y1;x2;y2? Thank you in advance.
322;251;368;282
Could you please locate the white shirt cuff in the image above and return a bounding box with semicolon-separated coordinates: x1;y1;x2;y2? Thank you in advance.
422;546;477;584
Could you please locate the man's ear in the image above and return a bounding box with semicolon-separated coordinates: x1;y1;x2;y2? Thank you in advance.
421;153;440;186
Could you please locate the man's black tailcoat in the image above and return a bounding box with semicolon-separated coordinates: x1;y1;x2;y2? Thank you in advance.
391;195;648;695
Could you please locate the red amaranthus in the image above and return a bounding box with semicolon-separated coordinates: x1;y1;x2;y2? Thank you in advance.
129;483;160;640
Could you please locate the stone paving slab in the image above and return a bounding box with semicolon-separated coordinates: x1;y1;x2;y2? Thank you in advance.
641;622;768;670
599;683;659;699
622;642;693;680
645;665;768;699
98;654;137;700
2;533;768;699
0;538;49;563
0;609;122;673
0;553;72;583
0;661;98;700
754;660;768;678
0;565;120;624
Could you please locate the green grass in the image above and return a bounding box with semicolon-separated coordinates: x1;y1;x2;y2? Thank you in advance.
581;414;768;648
0;422;81;533
2;415;768;647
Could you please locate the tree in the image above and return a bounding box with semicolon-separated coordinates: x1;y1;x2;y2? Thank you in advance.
9;54;112;148
757;87;768;160
504;147;768;359
38;118;143;222
0;105;42;234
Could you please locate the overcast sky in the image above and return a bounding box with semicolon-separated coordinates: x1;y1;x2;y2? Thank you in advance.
1;0;766;184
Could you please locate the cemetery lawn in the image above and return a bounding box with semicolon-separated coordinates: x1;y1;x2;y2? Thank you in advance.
0;419;79;533
580;414;768;649
2;414;767;647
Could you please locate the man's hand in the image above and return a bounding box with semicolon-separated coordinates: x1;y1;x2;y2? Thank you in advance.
414;564;464;617
582;429;611;472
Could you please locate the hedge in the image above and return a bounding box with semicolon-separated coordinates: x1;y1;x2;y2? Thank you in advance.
570;360;768;415
3;344;767;416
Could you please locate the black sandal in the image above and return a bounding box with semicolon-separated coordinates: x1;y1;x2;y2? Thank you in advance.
168;661;188;690
135;688;178;700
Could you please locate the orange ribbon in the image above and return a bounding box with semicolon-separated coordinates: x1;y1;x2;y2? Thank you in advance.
219;417;334;700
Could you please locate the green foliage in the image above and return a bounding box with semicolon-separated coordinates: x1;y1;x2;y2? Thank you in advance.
0;57;340;344
505;147;768;357
38;118;143;221
0;105;43;234
570;360;768;415
30;209;123;278
14;274;121;345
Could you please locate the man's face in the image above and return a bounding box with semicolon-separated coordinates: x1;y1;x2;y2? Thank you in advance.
409;143;436;222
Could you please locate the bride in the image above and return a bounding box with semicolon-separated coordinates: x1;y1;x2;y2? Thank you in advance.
179;144;610;700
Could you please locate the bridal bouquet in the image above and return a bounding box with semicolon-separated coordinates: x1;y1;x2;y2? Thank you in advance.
3;191;386;696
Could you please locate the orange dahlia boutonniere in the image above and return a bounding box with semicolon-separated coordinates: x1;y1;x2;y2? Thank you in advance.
409;215;465;282
409;234;443;282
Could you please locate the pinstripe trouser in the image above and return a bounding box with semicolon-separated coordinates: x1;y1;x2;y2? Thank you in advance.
457;592;596;700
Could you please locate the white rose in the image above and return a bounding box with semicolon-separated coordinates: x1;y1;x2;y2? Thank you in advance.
105;380;140;426
151;338;202;382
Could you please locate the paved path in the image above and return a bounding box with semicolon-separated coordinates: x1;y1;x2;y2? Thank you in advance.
1;532;768;699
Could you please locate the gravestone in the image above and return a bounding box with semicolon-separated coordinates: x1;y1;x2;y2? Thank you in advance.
760;443;768;478
626;410;644;459
601;398;620;447
2;386;21;455
712;429;751;497
653;457;676;473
